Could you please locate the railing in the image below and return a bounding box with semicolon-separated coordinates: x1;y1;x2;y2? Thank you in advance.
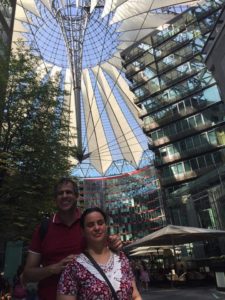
155;143;219;166
147;121;214;145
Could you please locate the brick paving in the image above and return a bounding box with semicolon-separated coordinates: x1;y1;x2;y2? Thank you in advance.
141;287;225;300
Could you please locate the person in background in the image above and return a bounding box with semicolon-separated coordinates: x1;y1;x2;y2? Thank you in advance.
57;207;142;300
23;178;122;300
13;266;27;300
139;262;150;291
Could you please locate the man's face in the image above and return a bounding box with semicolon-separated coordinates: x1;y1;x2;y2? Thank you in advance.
55;182;78;212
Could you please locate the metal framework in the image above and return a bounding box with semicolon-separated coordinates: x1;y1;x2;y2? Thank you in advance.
13;0;202;177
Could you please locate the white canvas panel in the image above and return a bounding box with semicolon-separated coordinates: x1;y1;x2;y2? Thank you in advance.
117;13;174;32
102;0;127;18
82;69;112;174
119;29;153;42
92;66;143;167
17;0;41;17
101;62;142;125
13;20;29;32
90;0;98;12
15;5;32;23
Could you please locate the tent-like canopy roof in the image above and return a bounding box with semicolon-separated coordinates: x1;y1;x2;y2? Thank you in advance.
13;0;201;177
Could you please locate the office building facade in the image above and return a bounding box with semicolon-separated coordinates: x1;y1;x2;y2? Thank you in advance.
79;166;166;242
121;0;225;231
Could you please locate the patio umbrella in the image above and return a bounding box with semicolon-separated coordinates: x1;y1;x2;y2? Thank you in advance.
125;225;225;250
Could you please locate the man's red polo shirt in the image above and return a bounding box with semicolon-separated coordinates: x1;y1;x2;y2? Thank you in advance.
29;210;85;300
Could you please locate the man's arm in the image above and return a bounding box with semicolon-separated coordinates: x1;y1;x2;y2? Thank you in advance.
23;252;75;283
57;293;76;300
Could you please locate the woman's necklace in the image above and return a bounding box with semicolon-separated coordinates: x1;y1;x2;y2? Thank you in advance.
98;251;114;273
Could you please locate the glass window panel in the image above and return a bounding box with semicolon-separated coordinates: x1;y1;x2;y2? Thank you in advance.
180;140;186;151
198;156;206;168
182;119;189;130
184;161;191;172
189;116;196;127
195;114;203;126
213;151;221;164
208;131;217;145
178;101;185;111
177;163;184;174
190;158;198;170
199;132;208;144
193;135;200;147
186;137;193;148
157;130;163;139
205;153;213;166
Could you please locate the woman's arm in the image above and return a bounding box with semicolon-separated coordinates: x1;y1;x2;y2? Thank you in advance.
57;293;76;300
132;280;142;300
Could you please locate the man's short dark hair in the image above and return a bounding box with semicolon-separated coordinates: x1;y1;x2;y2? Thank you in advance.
54;177;79;198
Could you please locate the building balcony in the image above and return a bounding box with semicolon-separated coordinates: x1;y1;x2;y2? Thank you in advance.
155;143;220;166
160;68;199;91
125;63;146;78
121;49;146;66
157;50;195;75
156;38;190;61
147;122;214;147
143;102;208;130
161;165;215;186
134;90;152;104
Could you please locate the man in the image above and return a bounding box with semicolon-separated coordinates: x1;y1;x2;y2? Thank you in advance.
23;177;122;300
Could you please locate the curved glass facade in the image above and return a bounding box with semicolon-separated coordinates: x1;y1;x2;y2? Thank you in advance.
78;166;166;242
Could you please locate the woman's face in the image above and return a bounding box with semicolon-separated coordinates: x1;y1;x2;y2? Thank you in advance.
83;211;107;244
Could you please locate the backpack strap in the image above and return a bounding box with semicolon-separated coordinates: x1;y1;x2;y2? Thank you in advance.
39;217;50;241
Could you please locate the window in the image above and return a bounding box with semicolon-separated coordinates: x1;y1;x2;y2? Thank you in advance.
171;163;184;175
190;158;198;170
198;156;206;168
180;140;187;151
196;114;203;126
186;137;194;149
178;101;185;112
208;131;217;145
189;116;195;127
184;161;191;172
213;151;221;164
205;153;213;166
199;132;208;145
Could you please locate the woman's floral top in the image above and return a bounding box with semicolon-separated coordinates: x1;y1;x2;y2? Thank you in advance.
57;251;134;299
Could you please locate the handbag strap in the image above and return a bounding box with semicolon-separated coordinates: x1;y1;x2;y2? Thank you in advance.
83;252;119;300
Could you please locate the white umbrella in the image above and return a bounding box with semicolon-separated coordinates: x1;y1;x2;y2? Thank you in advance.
125;225;225;250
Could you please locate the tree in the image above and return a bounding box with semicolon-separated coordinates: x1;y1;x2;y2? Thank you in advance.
0;42;77;242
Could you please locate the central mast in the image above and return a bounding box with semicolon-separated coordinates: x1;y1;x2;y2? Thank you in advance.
52;0;92;157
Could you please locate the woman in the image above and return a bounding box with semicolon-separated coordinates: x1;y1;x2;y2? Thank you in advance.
139;263;150;291
57;207;142;300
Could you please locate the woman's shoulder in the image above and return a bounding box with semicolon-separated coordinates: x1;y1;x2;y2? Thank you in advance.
114;250;129;261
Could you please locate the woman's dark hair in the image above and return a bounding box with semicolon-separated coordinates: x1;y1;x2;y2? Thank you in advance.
80;207;107;229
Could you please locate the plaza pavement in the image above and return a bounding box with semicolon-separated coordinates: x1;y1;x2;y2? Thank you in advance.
141;286;225;300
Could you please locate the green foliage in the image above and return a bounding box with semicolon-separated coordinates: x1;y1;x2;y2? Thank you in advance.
0;42;76;242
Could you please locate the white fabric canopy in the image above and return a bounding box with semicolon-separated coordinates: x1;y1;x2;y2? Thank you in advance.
125;225;225;249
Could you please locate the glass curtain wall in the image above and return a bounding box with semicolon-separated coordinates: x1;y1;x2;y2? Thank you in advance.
122;0;225;229
79;166;166;242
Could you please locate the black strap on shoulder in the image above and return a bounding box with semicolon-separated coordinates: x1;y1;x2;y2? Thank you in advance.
83;252;119;300
39;217;50;241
